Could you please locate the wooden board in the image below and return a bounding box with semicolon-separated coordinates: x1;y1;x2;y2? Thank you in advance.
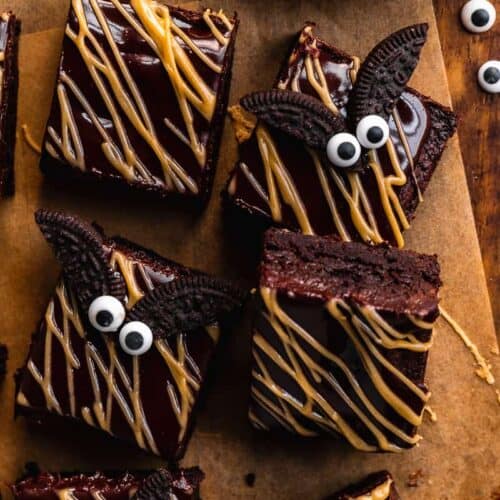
434;0;500;334
0;1;498;498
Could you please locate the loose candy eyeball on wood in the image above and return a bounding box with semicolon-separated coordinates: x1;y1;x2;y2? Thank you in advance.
477;61;500;93
461;0;496;33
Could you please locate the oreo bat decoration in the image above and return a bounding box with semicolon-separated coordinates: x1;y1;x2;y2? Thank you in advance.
240;24;429;170
35;209;246;357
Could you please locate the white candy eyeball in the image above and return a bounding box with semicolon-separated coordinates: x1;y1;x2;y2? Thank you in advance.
326;132;361;168
478;60;500;93
355;115;390;149
461;0;496;33
88;296;126;332
119;321;153;356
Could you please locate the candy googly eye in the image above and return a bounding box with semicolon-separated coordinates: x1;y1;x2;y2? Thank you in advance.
477;60;500;93
355;115;390;149
119;321;153;356
461;0;496;33
88;296;126;332
326;133;361;168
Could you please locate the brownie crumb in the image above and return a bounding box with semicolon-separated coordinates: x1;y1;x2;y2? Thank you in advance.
407;469;424;488
245;473;256;487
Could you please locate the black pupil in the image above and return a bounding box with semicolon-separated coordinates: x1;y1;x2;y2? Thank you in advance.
125;331;144;351
471;9;489;27
484;67;500;84
367;126;384;144
338;142;355;160
96;310;114;327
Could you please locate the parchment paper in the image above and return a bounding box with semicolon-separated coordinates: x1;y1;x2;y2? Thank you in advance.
0;1;498;498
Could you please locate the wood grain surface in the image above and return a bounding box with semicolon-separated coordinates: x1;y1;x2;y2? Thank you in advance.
434;0;499;333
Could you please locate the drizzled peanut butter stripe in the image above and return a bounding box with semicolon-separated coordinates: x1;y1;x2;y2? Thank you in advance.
256;124;313;234
47;0;234;191
251;288;434;451
439;306;495;385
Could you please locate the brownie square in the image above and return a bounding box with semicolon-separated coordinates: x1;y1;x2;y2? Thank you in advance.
225;24;456;247
16;210;244;460
249;228;440;452
41;1;238;205
0;12;20;197
326;470;400;500
12;467;204;499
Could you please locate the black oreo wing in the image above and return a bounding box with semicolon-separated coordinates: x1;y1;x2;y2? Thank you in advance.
349;23;429;125
35;209;126;310
240;89;347;149
133;469;173;500
127;275;247;338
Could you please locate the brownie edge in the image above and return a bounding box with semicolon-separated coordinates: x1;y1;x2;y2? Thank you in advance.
12;467;204;499
0;12;20;197
261;227;441;319
326;471;400;500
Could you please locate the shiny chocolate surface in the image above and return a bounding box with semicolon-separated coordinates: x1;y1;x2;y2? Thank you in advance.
42;1;238;202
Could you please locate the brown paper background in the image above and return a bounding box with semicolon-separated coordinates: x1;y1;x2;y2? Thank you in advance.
0;0;498;498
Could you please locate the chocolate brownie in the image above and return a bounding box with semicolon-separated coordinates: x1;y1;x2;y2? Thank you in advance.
0;11;20;197
16;209;245;460
326;471;400;500
40;1;238;206
12;467;204;499
249;228;440;451
225;23;456;247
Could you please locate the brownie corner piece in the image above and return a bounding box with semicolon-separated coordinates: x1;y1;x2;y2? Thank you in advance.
15;209;245;460
224;23;456;246
11;467;204;499
327;470;400;500
0;11;20;198
250;228;440;452
41;1;238;205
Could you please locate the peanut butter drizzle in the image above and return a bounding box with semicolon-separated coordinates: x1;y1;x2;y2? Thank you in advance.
251;288;435;451
21;124;42;154
245;38;416;247
19;250;216;453
355;478;393;500
55;488;107;500
424;404;438;422
256;124;313;234
110;251;145;308
48;0;233;192
439;306;495;385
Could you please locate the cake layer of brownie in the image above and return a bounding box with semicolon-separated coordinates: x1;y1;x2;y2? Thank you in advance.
12;467;204;499
326;470;400;500
249;228;440;452
225;24;456;247
41;1;238;205
0;342;7;377
0;11;20;197
16;210;245;460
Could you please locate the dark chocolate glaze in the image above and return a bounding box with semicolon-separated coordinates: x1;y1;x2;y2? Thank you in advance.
225;25;456;244
0;12;20;197
250;229;440;450
12;468;204;500
326;470;400;500
41;1;238;205
16;235;219;461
